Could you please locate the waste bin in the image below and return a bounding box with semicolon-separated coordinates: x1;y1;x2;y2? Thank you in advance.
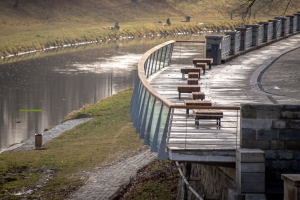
35;134;43;150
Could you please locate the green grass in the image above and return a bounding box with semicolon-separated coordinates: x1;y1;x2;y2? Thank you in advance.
0;88;144;199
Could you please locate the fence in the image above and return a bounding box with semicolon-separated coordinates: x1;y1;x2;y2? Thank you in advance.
206;12;300;64
268;22;273;40
258;24;264;44
221;35;231;57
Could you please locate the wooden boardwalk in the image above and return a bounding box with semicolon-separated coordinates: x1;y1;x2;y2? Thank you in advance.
148;45;240;162
146;34;300;162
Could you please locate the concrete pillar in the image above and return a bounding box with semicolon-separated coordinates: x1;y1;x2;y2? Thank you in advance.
286;15;296;33
294;13;300;31
236;27;252;51
274;17;288;37
268;19;280;39
259;22;272;43
281;174;300;200
225;31;241;55
205;35;223;65
236;149;265;194
245;24;263;46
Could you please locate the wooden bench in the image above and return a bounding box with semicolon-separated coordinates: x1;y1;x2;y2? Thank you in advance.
177;85;200;99
193;109;223;127
195;63;207;74
184;100;212;115
187;78;198;85
180;68;202;80
193;58;213;69
192;92;205;100
188;72;200;79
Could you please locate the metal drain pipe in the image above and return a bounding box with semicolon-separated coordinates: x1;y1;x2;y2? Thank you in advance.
175;161;204;200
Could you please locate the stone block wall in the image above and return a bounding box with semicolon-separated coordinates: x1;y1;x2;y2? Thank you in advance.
241;104;300;198
177;163;236;200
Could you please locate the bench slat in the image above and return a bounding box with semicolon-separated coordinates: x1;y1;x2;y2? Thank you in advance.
177;85;201;99
193;109;223;127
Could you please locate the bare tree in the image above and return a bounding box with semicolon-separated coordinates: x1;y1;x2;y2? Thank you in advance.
224;0;293;20
14;0;19;8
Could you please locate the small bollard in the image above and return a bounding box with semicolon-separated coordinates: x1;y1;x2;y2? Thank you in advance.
35;133;43;150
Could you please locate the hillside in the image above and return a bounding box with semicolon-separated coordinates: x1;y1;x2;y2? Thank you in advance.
0;0;222;25
0;0;299;57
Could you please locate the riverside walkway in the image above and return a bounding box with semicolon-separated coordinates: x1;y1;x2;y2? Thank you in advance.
69;33;300;199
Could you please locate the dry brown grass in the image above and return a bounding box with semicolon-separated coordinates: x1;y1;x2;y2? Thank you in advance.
1;0;298;57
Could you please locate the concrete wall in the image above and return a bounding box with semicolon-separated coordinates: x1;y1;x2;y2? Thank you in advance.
241;104;300;198
177;163;236;200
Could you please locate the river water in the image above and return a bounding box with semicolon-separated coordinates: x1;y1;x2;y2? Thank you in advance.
0;34;206;151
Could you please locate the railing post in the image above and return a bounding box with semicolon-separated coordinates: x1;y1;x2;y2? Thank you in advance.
259;22;272;43
294;13;300;31
274;17;288;37
286;15;296;33
225;31;241;55
236;27;252;51
245;24;263;46
268;19;280;40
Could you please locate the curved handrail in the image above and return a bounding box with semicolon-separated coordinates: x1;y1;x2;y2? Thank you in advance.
137;40;175;107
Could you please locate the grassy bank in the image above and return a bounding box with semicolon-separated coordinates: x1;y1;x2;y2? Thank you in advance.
0;89;147;199
1;0;299;57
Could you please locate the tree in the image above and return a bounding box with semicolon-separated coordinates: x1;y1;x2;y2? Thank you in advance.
14;0;19;8
225;0;293;20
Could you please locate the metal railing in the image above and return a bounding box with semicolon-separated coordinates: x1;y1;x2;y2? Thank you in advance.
291;16;297;33
245;28;253;49
130;41;174;160
258;25;264;44
221;35;231;57
277;20;283;37
286;17;291;35
235;31;241;52
268;22;273;40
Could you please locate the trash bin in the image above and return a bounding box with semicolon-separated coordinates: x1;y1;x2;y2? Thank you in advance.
35;134;43;150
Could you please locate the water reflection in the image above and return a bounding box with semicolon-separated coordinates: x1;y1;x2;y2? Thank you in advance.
0;35;205;151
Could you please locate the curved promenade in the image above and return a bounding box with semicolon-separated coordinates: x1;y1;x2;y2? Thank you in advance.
203;34;300;106
69;33;300;199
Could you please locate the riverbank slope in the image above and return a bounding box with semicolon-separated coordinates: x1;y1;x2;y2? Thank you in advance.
1;0;299;57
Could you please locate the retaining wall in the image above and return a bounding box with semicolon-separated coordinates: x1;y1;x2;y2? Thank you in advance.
241;104;300;198
177;163;236;200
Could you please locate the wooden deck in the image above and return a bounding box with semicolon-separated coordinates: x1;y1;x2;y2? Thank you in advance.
148;58;240;162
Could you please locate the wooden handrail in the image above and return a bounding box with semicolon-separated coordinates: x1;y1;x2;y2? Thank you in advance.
137;40;175;107
170;105;240;110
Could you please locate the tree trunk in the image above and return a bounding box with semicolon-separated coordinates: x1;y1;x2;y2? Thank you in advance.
14;0;19;8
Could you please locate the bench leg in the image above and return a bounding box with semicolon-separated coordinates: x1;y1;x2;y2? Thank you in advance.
209;64;212;69
217;119;221;129
179;92;181;99
186;109;189;117
182;73;185;80
195;118;199;126
203;67;206;74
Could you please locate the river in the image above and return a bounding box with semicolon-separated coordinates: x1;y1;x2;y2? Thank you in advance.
0;34;206;152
